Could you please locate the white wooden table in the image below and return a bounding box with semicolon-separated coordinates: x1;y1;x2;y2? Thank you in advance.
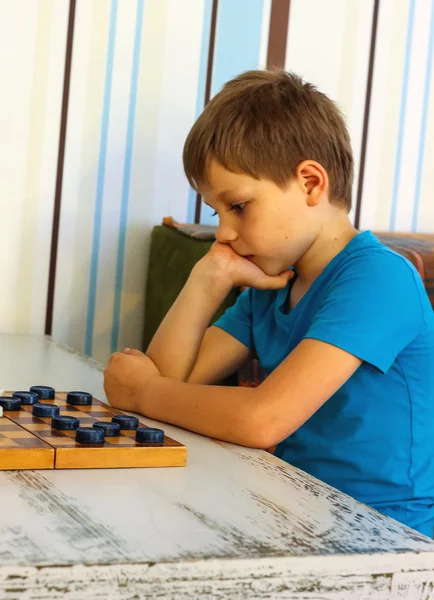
0;334;433;600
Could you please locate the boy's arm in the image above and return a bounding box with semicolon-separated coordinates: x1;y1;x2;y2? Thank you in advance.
146;261;234;382
187;327;252;384
104;338;361;448
106;251;420;448
146;242;292;383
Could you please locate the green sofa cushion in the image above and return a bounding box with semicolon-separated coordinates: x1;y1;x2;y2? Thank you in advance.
144;226;240;349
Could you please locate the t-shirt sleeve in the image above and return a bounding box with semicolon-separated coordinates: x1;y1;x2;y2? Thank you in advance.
213;288;253;349
304;252;425;373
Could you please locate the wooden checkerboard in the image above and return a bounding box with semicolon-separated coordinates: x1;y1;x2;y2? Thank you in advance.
0;392;186;469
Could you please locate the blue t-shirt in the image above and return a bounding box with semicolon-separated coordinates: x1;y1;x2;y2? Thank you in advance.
215;231;434;537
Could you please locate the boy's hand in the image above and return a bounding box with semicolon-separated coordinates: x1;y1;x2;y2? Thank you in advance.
196;242;294;290
104;349;159;413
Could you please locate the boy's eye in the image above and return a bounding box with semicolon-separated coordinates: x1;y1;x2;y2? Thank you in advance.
211;210;218;216
230;203;246;214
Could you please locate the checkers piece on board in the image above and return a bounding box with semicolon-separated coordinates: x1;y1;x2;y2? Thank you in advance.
111;415;139;430
67;391;92;406
30;386;55;400
0;390;186;469
52;416;80;431
13;391;39;405
76;427;104;444
0;397;21;411
93;421;120;436
33;403;60;418
136;427;164;445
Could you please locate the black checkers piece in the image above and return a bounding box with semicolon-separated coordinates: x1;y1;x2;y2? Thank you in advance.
93;421;120;436
75;427;104;444
30;386;55;399
52;416;80;430
33;403;60;417
67;391;93;406
0;397;21;411
12;391;39;405
136;427;164;444
111;415;139;430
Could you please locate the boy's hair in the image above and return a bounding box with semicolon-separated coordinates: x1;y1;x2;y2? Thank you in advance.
183;70;354;211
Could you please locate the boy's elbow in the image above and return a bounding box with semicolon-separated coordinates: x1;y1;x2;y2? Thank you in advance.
145;351;190;382
245;400;290;450
250;425;283;450
244;426;280;450
250;432;278;450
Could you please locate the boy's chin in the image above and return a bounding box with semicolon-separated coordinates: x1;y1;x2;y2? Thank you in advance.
256;258;291;277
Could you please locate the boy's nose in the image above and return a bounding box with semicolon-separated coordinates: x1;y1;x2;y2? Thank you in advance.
215;223;238;244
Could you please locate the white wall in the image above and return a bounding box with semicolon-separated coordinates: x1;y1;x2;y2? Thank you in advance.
286;0;434;233
0;0;68;336
54;0;207;363
1;0;433;365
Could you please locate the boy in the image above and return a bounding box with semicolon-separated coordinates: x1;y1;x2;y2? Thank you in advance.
104;70;434;537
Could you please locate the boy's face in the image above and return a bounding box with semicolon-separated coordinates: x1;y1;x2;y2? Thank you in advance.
198;159;321;276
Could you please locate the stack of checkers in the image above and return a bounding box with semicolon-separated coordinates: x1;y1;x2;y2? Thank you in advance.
0;387;186;470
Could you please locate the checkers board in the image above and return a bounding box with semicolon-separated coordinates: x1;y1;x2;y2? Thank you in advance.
0;390;186;470
0;415;54;470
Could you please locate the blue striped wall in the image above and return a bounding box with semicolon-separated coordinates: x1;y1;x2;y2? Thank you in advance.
412;0;434;231
199;0;266;225
1;0;433;364
85;0;118;357
389;0;416;231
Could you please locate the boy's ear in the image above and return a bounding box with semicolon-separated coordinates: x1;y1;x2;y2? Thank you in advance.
296;160;328;206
